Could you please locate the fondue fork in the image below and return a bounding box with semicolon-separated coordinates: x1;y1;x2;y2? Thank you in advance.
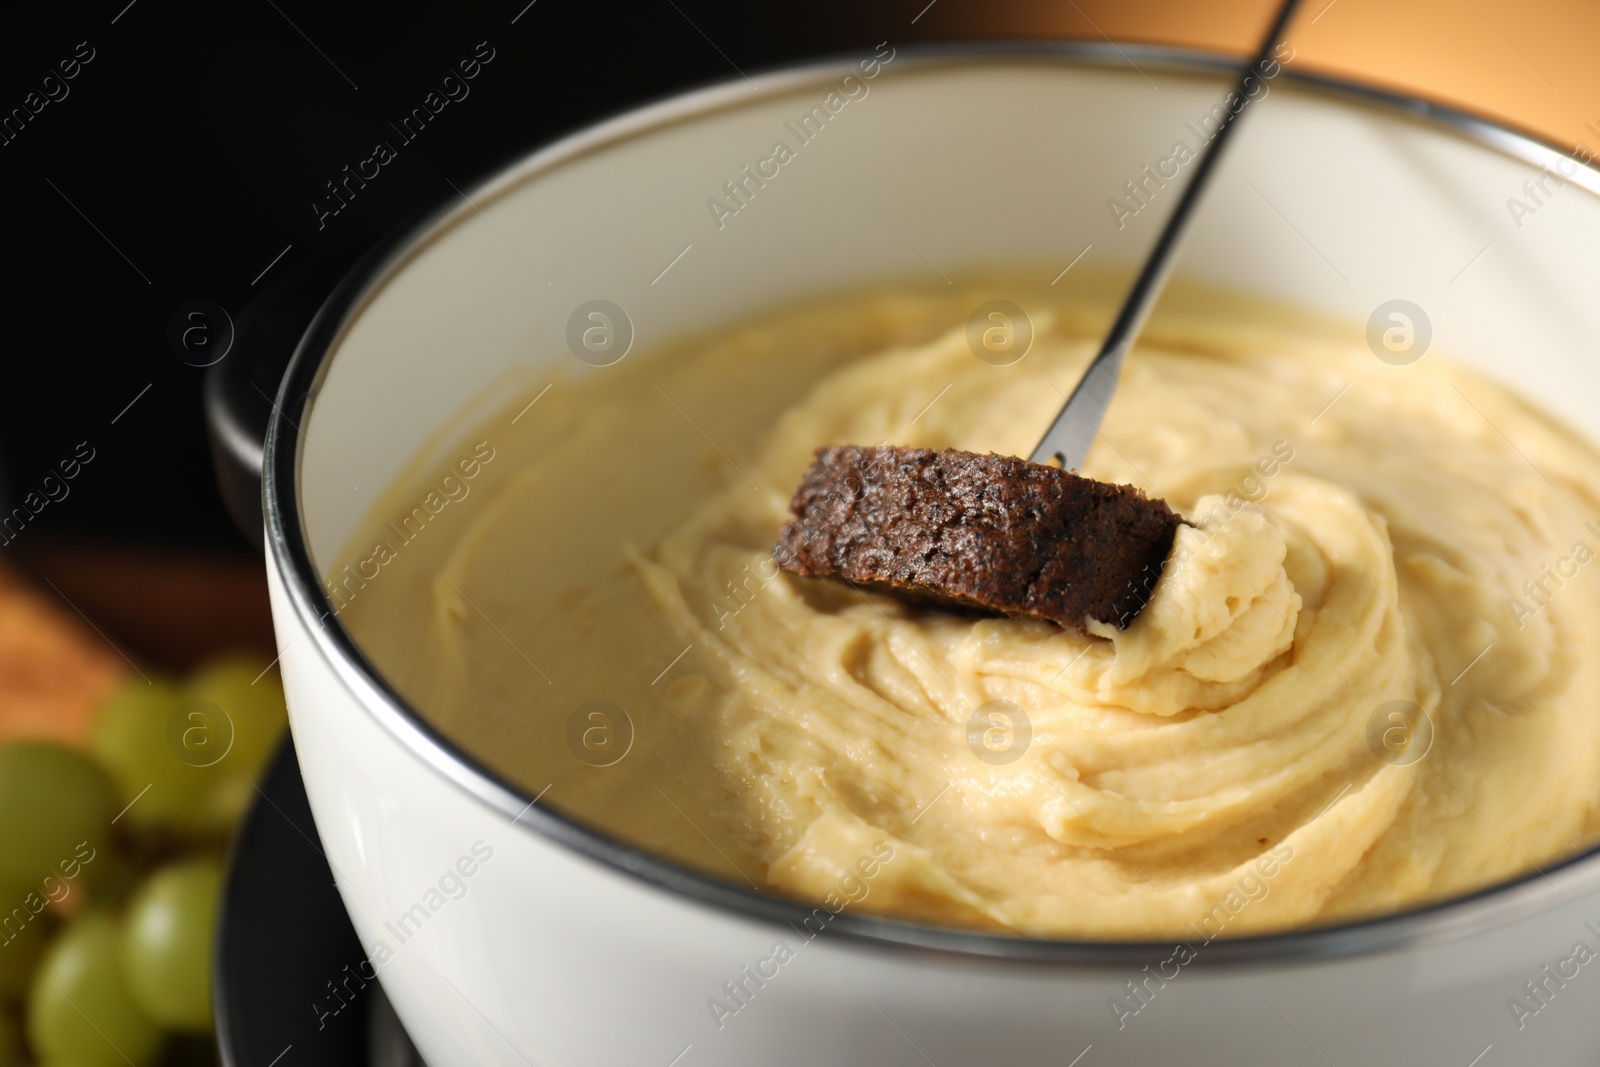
1030;0;1304;471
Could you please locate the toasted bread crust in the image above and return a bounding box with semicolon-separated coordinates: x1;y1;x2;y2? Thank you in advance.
772;446;1180;630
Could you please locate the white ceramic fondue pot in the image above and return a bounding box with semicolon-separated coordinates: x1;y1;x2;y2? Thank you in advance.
260;45;1600;1066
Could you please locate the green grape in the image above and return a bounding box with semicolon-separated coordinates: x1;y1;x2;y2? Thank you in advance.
119;857;221;1033
0;914;50;1003
181;656;288;833
89;678;210;837
0;745;115;894
27;913;164;1067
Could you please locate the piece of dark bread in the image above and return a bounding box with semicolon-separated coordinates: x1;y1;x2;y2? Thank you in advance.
772;445;1181;631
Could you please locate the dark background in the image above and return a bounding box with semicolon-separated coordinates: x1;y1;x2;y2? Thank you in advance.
0;0;953;552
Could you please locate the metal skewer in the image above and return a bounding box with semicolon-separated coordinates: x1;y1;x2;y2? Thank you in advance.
1030;0;1304;471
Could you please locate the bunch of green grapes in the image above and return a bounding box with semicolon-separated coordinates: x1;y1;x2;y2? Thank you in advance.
0;656;285;1067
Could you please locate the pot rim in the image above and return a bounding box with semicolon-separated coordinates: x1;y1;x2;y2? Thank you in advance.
264;40;1600;968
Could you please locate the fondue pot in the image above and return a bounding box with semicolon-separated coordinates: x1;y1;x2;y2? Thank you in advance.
228;45;1600;1065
